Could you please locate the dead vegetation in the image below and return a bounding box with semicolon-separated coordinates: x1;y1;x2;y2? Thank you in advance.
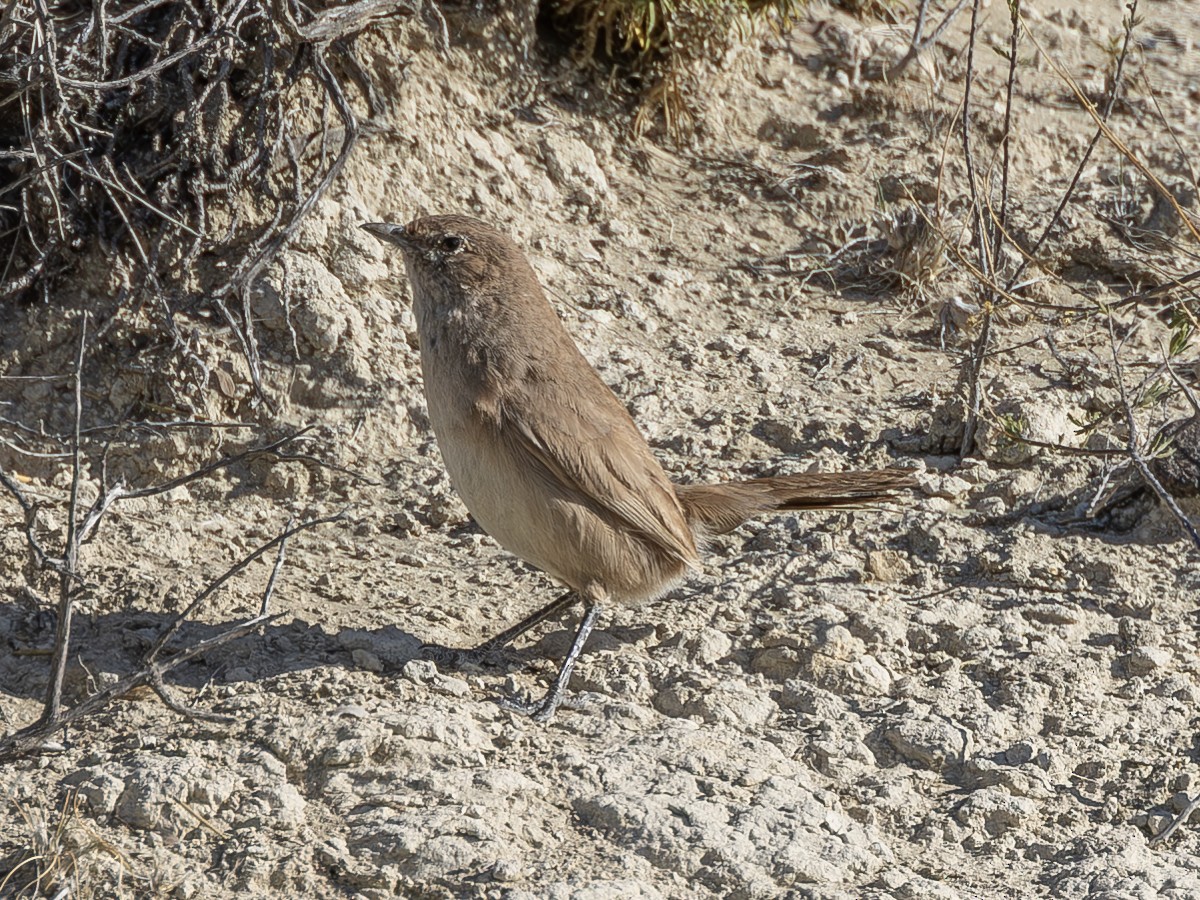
0;791;130;899
543;0;805;136
0;0;413;412
940;0;1200;542
0;312;347;763
740;0;1200;543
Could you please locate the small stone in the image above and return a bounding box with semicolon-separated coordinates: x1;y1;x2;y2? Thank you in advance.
653;678;776;727
818;624;864;661
1005;741;1036;766
539;132;610;208
954;788;1037;836
884;715;968;771
492;859;523;882
751;646;801;681
848;654;893;695
1024;843;1056;861
1126;646;1172;675
955;460;993;483
878;869;908;891
1147;812;1173;835
431;674;471;697
1021;603;1080;625
1118;616;1161;648
1170;791;1194;813
648;268;685;288
253;783;307;829
72;771;126;816
322;739;369;767
683;627;733;665
866;549;911;583
975;496;1008;516
314;837;351;869
426;493;468;527
351;648;384;673
403;659;438;683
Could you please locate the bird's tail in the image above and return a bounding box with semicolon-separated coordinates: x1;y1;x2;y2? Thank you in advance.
675;469;917;536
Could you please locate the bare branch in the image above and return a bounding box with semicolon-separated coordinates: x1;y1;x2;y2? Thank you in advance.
0;613;280;759
1151;794;1200;847
1107;313;1200;552
146;512;346;663
117;427;318;502
150;670;233;724
38;313;88;726
0;511;345;761
260;518;293;617
957;0;990;459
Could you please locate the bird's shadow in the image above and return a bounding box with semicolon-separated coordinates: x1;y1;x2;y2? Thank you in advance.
0;598;579;707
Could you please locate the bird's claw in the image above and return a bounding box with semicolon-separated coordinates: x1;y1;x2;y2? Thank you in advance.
497;689;558;722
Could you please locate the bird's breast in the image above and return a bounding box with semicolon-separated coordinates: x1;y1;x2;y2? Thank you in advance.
414;308;690;604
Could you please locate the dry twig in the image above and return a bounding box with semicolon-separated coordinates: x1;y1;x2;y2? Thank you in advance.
1106;313;1200;551
955;0;992;457
0;0;414;408
889;0;970;81
0;512;344;759
1150;794;1200;847
0;319;349;759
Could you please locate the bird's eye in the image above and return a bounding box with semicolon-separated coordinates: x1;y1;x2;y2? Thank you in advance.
440;234;465;254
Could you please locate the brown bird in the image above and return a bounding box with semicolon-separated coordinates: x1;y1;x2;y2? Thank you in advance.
362;215;914;720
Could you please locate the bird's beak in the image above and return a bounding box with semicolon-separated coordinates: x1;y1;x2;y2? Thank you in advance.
360;222;413;249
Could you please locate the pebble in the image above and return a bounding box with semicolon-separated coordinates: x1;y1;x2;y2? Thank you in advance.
1126;646;1172;675
351;648;384;673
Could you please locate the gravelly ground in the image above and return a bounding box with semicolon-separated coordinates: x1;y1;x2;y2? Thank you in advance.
4;1;1200;897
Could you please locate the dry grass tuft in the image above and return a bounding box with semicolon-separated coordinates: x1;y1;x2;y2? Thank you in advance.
0;792;131;899
544;0;804;138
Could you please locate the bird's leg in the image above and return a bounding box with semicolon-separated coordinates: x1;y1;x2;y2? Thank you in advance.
503;601;602;722
421;590;603;721
419;589;578;667
474;590;579;654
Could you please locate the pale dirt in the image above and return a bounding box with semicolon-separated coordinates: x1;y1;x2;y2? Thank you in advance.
3;1;1200;898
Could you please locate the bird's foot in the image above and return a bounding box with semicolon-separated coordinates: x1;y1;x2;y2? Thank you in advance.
497;690;560;723
495;681;590;722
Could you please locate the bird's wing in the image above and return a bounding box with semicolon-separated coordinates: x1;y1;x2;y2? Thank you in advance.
498;364;698;567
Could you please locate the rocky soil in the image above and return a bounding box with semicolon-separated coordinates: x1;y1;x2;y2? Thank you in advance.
3;0;1200;897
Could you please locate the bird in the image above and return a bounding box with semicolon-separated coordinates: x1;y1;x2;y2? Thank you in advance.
362;214;915;720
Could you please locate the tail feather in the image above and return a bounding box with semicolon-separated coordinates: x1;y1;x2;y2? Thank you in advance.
675;469;917;536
